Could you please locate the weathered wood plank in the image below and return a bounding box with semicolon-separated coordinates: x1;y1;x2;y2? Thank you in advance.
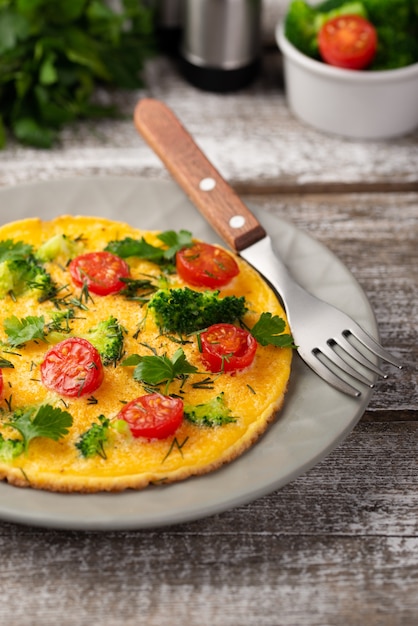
0;53;417;191
0;422;417;626
245;191;418;412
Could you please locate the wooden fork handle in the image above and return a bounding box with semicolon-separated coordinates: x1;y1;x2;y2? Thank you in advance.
134;98;266;251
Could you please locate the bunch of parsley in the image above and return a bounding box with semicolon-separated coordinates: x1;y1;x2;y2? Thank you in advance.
0;0;155;148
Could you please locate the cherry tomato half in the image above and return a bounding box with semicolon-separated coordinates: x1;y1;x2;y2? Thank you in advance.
41;337;104;397
200;323;257;373
176;242;239;288
318;15;377;70
118;394;184;440
69;251;131;296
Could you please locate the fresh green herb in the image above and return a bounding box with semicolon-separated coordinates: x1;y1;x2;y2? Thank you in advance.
0;0;155;149
0;357;14;369
5;404;73;454
3;315;47;347
148;287;247;335
0;240;33;262
105;230;193;264
46;308;76;334
3;310;78;347
184;393;237;427
156;230;193;260
105;237;166;262
162;436;189;463
119;277;158;302
75;415;110;459
249;312;296;348
122;348;198;394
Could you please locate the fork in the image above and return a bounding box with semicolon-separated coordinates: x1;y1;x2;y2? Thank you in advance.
239;236;402;397
134;98;402;398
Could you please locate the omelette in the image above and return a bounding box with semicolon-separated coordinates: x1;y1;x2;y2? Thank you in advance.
0;216;293;492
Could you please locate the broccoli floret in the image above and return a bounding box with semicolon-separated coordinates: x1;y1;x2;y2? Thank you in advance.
148;287;247;335
184;393;238;427
0;256;58;301
0;433;24;461
362;0;411;29
372;25;418;69
285;0;366;58
36;233;81;263
285;0;418;70
0;238;59;301
84;316;125;366
362;0;418;69
75;415;110;459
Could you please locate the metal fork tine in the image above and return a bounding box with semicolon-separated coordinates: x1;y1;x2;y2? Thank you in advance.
308;353;362;397
346;326;402;368
319;344;375;387
336;335;387;377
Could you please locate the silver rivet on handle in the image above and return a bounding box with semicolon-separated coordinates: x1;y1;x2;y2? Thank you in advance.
199;177;216;191
229;215;246;229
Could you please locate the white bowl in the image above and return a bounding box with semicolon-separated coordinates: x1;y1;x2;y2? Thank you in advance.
276;22;418;139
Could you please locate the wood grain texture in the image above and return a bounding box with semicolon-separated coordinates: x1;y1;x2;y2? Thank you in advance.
0;190;416;626
0;37;417;626
0;53;417;191
134;98;266;250
0;422;417;626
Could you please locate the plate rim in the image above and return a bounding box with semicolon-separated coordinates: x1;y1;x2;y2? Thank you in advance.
0;176;376;530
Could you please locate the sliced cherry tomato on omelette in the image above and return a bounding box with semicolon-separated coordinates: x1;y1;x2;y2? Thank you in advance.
118;394;184;440
41;337;104;397
68;251;131;295
176;242;239;288
200;323;257;373
318;15;377;70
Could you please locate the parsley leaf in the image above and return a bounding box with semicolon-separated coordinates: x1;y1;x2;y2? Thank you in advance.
250;312;296;348
7;404;73;454
3;315;47;347
157;230;193;260
123;348;198;392
0;0;155;148
105;237;165;262
0;240;33;262
105;230;193;264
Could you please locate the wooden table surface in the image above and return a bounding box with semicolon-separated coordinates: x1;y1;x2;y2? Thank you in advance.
0;27;417;626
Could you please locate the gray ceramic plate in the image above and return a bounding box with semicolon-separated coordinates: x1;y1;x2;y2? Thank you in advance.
0;177;376;530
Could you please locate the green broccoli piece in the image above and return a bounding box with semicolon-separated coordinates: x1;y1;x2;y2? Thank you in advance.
285;0;418;70
75;415;111;459
362;0;411;29
148;287;247;335
285;0;366;58
372;25;418;69
36;233;81;263
84;316;125;366
362;0;418;69
184;393;238;427
284;0;319;57
0;238;59;301
0;433;24;461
